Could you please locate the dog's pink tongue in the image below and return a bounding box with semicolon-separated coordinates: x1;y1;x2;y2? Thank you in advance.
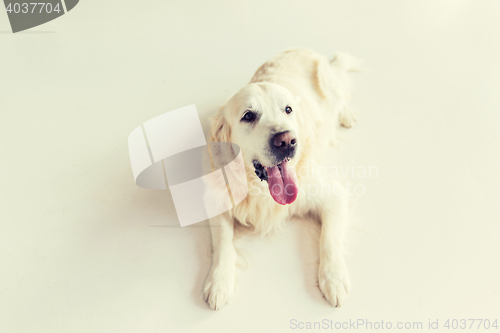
266;160;298;205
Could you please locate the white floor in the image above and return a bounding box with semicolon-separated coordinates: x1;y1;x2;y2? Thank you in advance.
1;1;500;332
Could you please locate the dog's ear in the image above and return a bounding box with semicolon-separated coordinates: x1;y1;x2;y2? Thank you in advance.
208;104;234;170
209;104;231;143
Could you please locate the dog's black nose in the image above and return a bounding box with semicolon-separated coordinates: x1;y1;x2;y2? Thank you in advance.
272;131;297;151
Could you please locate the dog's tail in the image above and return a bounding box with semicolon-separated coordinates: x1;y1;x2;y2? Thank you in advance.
330;52;362;73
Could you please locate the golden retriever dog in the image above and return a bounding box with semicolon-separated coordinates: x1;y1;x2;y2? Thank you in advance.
203;48;358;310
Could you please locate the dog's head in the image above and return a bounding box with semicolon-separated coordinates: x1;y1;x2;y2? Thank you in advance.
210;82;301;205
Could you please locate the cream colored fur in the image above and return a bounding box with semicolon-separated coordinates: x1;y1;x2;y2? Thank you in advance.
203;48;358;310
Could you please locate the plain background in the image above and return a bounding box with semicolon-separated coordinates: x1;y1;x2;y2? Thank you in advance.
1;1;499;332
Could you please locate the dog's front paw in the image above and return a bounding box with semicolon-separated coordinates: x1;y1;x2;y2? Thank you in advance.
318;261;350;307
203;264;235;310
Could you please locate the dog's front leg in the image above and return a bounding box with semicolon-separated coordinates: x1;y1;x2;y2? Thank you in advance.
317;182;351;307
203;211;236;310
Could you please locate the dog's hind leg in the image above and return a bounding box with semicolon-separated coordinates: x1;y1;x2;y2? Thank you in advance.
329;53;360;128
338;105;357;129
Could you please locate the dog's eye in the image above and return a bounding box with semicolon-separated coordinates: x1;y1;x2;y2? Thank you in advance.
241;111;256;122
285;106;293;114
